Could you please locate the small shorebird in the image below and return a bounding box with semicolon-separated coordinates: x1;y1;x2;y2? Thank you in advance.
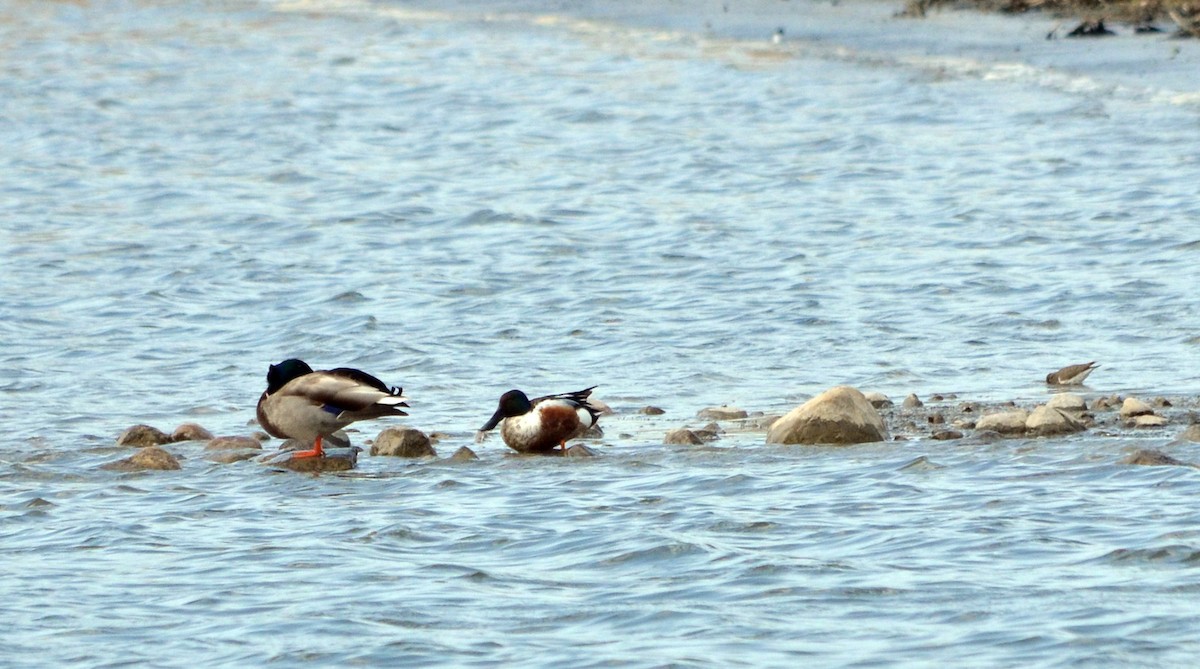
256;359;408;459
478;387;603;454
1045;361;1100;386
772;27;785;44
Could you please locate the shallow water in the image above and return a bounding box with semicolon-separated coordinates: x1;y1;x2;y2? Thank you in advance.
2;0;1200;666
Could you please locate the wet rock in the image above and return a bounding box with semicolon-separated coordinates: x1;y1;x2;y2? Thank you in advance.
116;424;172;447
975;410;1029;435
581;424;604;438
565;444;597;457
1119;397;1154;418
698;406;749;421
765;386;888;446
957;402;979;414
953;419;976;430
428;431;450;445
864;392;893;409
927;413;945;425
1092;395;1122;410
931;429;963;440
448;446;479;462
930;394;945;401
172;423;214;442
265;447;358;473
1046;393;1087;413
102;446;181;471
694;422;723;441
902;393;923;409
206;449;261;464
1153;397;1173;408
965;429;1005;443
251;431;271;442
639;406;666;415
1180;424;1200;442
205;436;262;451
371;426;436;458
1123;449;1195;467
1132;415;1168;428
664;428;704;445
1026;406;1086;436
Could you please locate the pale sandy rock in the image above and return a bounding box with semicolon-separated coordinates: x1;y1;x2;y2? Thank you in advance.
1026;406;1086;436
102;446;181;471
1046;393;1087;413
902;393;923;408
370;427;436;458
1119;397;1154;418
765;386;888;445
864;392;892;409
698;406;749;421
1132;415;1168;428
975;410;1030;435
116;424;172;447
172;423;214;442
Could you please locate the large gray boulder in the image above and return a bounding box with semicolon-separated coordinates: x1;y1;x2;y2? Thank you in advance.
765;386;888;445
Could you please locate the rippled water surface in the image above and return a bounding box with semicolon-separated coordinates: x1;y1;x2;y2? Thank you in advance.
3;0;1200;666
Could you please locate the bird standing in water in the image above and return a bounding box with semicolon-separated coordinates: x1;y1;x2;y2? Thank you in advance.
478;386;602;454
256;359;409;459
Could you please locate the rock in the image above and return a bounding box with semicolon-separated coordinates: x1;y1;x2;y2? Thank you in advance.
1132;415;1168;428
586;397;614;415
864;392;893;409
902;393;923;409
765;386;888;446
1046;393;1087;413
1179;424;1200;442
1092;395;1121;410
664;428;704;445
206;450;261;464
952;419;976;430
1123;449;1195;467
1153;397;1173;408
251;431;271;442
428;431;450;444
975;410;1030;435
698;406;749;421
639;406;666;415
171;423;214;442
1025;406;1086;436
448;446;479;462
265;447;358;473
565;444;597;457
101;446;181;471
205;436;262;451
581;424;604;438
957;402;978;414
927;413;945;425
116;424;172;447
930;394;945;401
370;427;436;458
931;430;963;440
1119;397;1154;418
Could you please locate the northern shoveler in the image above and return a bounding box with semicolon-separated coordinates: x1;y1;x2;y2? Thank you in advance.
478;386;602;454
1045;361;1099;386
256;358;409;459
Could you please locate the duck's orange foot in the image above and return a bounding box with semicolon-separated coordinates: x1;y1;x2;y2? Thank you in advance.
290;437;325;459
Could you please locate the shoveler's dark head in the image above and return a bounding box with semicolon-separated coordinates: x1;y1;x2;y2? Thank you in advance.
479;389;532;432
266;358;313;393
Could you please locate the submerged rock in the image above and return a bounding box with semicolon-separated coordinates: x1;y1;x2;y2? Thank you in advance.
371;426;436;458
975;410;1029;435
698;406;749;421
1123;449;1195;467
172;423;214;442
664;428;704;445
1180;424;1200;442
102;446;181;472
565;444;597;458
930;429;963;441
1026;406;1086;436
765;386;888;446
639;406;666;415
448;446;479;462
117;424;172;447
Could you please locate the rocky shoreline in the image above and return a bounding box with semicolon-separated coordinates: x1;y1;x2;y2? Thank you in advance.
903;0;1200;38
107;385;1200;473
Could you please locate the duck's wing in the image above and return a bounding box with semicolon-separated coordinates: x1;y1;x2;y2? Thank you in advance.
282;372;409;418
325;367;402;396
533;386;601;427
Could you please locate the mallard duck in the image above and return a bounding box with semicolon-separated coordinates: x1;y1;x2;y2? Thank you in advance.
478;386;602;454
1045;361;1099;386
256;358;408;458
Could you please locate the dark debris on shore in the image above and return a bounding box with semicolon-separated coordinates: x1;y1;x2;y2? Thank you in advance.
900;0;1200;38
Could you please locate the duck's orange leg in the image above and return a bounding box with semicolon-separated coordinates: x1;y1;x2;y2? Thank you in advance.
291;435;325;459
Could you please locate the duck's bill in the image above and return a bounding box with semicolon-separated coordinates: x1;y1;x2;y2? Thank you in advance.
479;409;504;432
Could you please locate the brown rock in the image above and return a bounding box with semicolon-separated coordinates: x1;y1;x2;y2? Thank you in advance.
370;427;436;458
102;446;181;471
931;430;963;440
265;448;358;472
1123;449;1195;467
639;406;666;415
927;413;945;425
449;446;479;462
664;428;704;445
171;423;214;442
698;406;749;421
205;436;262;451
116;424;172;447
765;386;888;445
